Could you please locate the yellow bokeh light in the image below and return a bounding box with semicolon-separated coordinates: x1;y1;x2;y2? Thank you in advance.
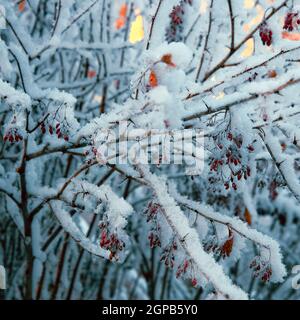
243;5;264;33
93;95;103;104
214;91;225;100
129;15;144;44
200;0;208;14
244;0;255;9
241;38;254;58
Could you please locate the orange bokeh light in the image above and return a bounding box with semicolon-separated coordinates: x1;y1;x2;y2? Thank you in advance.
18;0;26;12
115;4;128;30
282;31;300;41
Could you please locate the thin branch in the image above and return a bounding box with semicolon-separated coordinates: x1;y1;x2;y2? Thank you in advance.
195;0;214;82
183;77;300;122
51;0;62;38
0;188;21;208
203;0;289;82
26;143;87;161
259;130;300;204
227;0;235;51
29;160;98;220
146;0;164;50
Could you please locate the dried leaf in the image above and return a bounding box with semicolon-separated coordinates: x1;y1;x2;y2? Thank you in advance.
161;54;176;67
18;0;26;12
149;70;158;88
221;229;234;258
267;70;277;78
244;208;252;225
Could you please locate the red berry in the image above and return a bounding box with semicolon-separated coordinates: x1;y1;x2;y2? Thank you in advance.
259;23;272;46
191;278;197;287
227;133;233;141
183;260;189;272
283;12;299;31
247;145;254;152
247;167;251;177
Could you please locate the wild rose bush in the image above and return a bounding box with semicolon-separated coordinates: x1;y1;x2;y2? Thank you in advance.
0;0;300;300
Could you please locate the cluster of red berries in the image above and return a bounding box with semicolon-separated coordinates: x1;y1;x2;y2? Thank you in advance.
145;201;160;222
209;132;254;191
261;267;273;282
160;240;178;268
176;260;198;287
144;202;198;288
269;180;279;201
259;22;272;46
4;128;23;143
224;166;251;191
250;257;273;283
99;222;125;261
40;122;69;141
144;201;162;248
166;0;193;42
170;5;184;25
283;12;300;31
84;146;98;164
148;231;161;248
209;159;224;172
176;259;190;278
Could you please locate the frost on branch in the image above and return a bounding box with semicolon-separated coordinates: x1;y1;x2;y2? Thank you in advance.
50;201;110;260
66;180;133;262
138;165;248;300
0;79;31;110
170;186;286;283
